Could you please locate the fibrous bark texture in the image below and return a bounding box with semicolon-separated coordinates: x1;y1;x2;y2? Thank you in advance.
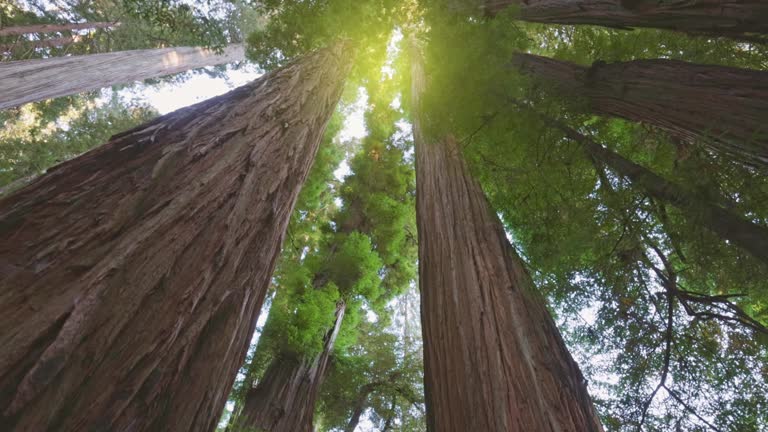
0;43;245;110
0;21;117;37
0;42;352;432
241;302;346;432
512;53;768;169
481;0;768;39
411;42;603;432
534;110;768;266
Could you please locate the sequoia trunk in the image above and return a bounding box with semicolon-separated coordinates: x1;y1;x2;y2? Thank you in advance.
240;302;346;432
480;0;768;39
0;42;352;432
533;110;768;266
512;53;768;169
0;43;245;109
0;21;117;36
411;41;603;432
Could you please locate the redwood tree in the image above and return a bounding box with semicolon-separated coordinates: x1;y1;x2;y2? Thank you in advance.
0;21;118;37
0;44;246;110
234;97;416;431
0;42;352;432
477;0;768;40
241;303;346;431
411;41;603;431
512;53;768;170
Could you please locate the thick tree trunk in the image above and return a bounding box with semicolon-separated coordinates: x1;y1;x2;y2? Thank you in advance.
411;41;603;432
0;21;117;37
0;42;352;432
241;302;346;431
480;0;768;39
0;43;246;110
512;53;768;169
530;109;768;266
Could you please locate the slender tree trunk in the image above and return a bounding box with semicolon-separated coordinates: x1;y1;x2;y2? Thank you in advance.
410;40;603;432
527;107;768;265
478;0;768;39
240;302;346;432
344;382;380;432
0;21;117;37
0;43;246;110
512;53;768;169
0;42;352;432
0;36;80;53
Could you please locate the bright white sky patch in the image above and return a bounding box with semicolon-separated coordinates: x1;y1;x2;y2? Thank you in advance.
339;86;369;142
118;65;262;114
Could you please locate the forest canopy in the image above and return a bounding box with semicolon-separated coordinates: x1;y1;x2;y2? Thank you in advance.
1;1;767;432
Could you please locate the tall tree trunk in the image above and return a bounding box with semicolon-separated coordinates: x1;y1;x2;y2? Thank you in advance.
0;43;246;110
512;53;768;169
478;0;768;39
525;107;768;266
0;42;352;432
0;36;81;53
0;21;117;37
410;40;603;432
240;302;346;431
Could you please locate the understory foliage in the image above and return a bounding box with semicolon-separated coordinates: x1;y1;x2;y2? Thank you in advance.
420;7;768;431
1;0;254;60
223;66;421;430
3;0;768;431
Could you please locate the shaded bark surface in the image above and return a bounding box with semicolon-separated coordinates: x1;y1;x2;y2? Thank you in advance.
411;43;603;432
532;110;768;266
513;53;768;169
481;0;768;39
241;302;346;432
0;21;117;37
0;43;245;110
0;42;352;432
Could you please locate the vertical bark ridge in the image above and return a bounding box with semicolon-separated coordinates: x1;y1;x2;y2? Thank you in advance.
411;39;603;432
512;53;768;170
0;41;353;432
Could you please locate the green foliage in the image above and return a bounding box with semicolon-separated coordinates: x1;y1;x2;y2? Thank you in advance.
0;93;157;190
418;10;768;430
318;292;425;432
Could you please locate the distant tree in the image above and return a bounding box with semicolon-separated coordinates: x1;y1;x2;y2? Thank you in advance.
464;0;768;41
232;90;417;431
512;53;768;170
0;43;245;109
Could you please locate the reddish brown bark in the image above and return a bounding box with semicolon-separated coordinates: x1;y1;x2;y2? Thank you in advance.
0;42;352;432
480;0;768;39
0;22;117;37
240;302;346;431
411;42;603;432
512;53;768;170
